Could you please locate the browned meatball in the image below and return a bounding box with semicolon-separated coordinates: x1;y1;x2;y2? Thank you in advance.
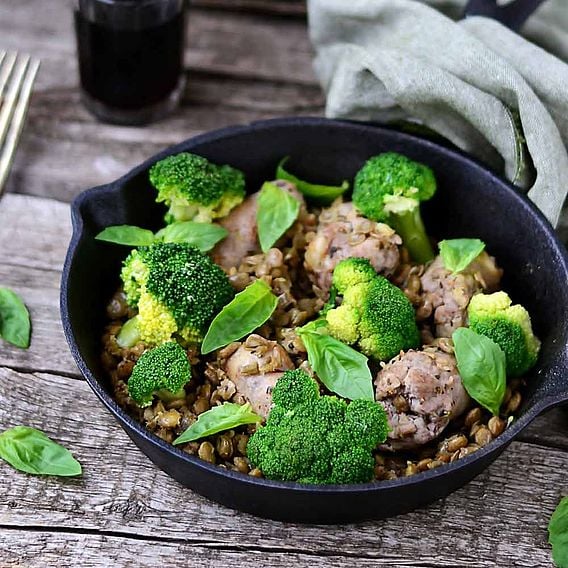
375;346;470;450
212;180;305;271
304;201;401;298
223;334;295;418
419;252;502;338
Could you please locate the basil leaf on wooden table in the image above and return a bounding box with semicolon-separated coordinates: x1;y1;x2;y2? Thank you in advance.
0;426;82;476
256;181;300;252
155;221;228;251
95;225;156;247
439;238;485;273
276;157;349;205
549;496;568;568
297;326;374;401
452;327;506;416
201;279;278;354
0;287;31;348
174;402;262;444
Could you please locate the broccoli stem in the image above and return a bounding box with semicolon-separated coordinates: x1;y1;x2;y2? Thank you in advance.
388;204;435;264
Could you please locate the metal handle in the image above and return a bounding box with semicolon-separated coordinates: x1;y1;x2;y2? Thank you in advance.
464;0;547;32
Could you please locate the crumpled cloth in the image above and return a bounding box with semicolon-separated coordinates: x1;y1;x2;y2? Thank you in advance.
307;0;568;240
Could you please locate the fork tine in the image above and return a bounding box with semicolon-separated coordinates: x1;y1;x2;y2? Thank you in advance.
0;51;18;100
0;58;39;198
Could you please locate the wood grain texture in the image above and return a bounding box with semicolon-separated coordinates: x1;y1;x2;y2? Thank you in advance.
0;0;566;565
0;367;565;568
193;0;307;17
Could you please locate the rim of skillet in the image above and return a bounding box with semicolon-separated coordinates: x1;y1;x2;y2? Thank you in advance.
61;116;568;496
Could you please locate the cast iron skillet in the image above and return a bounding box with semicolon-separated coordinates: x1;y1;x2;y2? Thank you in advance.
61;117;568;523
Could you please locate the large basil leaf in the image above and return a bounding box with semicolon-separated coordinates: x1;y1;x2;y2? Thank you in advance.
173;403;262;444
155;221;228;252
95;225;155;247
439;238;485;273
201;279;278;354
297;326;374;401
550;497;568;568
256;181;300;252
452;327;506;416
0;287;31;349
0;426;82;476
276;157;349;204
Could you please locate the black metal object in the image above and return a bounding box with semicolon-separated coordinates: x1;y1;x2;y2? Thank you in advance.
463;0;547;32
60;117;568;523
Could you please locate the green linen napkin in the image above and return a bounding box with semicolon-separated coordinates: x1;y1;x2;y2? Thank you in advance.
308;0;568;240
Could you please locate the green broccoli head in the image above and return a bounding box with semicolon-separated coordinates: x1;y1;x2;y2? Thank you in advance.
468;291;540;377
353;152;437;263
149;152;246;224
325;258;420;361
128;341;191;407
120;242;234;345
247;370;389;484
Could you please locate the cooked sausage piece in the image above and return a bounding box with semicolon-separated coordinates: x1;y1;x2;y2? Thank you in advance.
212;180;305;271
375;346;470;450
223;334;295;418
304;201;401;298
419;252;502;338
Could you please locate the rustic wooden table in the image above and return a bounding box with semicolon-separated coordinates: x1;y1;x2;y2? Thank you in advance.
0;1;567;566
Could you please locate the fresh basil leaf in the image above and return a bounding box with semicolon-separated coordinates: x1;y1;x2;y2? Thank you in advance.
276;157;349;205
201;279;278;354
0;426;82;476
256;181;300;253
452;327;506;416
550;497;568;568
155;221;228;252
173;402;262;444
297;327;374;401
95;225;155;247
0;287;31;349
439;238;486;273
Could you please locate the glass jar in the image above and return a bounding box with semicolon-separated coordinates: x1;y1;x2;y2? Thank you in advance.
74;0;187;125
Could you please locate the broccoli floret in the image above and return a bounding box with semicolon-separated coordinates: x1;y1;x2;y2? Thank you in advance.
325;258;420;361
353;152;437;263
247;370;389;484
468;291;541;377
120;242;234;345
128;341;191;407
149;152;246;224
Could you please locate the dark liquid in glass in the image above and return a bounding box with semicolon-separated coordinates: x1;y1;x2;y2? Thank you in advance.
75;10;184;110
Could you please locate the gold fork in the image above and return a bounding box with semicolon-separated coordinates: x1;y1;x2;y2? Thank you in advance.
0;51;40;198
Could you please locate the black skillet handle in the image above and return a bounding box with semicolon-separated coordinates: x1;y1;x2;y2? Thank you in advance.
463;0;547;33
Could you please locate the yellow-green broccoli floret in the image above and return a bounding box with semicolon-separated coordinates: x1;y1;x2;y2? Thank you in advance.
468;291;541;377
119;242;234;345
247;370;389;485
353;152;436;263
128;341;191;407
149;152;246;224
325;258;420;361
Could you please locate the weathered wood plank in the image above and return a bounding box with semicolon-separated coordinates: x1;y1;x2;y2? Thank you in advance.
0;195;78;374
193;0;307;17
0;194;71;271
0;2;317;91
6;80;323;203
0;264;78;376
0;530;486;568
0;367;564;567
